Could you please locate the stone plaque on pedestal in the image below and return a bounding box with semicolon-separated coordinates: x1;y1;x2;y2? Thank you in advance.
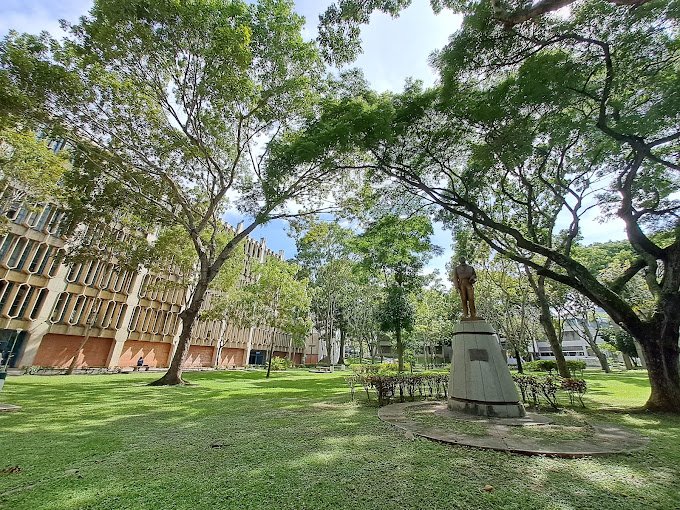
448;319;525;418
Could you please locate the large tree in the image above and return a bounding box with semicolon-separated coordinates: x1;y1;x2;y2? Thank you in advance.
353;214;438;371
0;0;340;385
276;0;679;409
236;257;312;378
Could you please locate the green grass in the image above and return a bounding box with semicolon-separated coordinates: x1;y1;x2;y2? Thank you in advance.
1;369;679;510
405;406;489;436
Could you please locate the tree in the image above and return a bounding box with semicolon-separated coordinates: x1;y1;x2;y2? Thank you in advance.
0;128;68;233
292;219;357;365
413;282;454;368
0;0;340;385
278;0;680;410
353;214;438;371
236;257;312;378
563;291;611;372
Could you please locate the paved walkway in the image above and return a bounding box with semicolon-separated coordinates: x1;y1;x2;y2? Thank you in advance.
378;401;648;458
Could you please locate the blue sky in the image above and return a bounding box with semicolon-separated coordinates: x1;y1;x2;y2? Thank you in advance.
0;0;626;276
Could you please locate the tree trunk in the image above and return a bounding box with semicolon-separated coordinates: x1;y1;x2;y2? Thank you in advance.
396;326;404;372
515;347;524;374
638;322;680;412
149;298;203;386
338;327;346;365
65;324;93;375
266;337;275;378
622;352;634;370
531;274;571;378
580;324;611;373
589;341;611;373
359;337;363;363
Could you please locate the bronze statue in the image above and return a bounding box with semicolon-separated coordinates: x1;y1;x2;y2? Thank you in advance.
452;257;477;319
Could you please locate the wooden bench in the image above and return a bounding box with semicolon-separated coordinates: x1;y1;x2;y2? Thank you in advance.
132;365;150;372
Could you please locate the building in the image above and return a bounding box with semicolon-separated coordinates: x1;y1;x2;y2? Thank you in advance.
0;193;317;370
531;317;625;367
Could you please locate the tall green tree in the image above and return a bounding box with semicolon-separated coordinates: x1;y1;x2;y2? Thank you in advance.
277;0;680;410
236;257;312;378
353;214;438;371
0;0;339;385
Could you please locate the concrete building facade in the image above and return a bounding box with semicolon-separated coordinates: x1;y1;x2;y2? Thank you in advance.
0;194;318;370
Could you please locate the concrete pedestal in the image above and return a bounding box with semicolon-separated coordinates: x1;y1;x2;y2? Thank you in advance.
448;319;525;418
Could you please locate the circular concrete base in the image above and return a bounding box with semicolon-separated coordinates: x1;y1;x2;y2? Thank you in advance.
378;401;648;458
449;397;526;419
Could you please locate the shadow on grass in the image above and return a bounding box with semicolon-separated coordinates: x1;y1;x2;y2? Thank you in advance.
1;370;679;510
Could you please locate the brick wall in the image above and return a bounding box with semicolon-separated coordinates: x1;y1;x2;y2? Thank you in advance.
118;340;172;368
219;348;245;368
184;345;214;367
33;334;113;368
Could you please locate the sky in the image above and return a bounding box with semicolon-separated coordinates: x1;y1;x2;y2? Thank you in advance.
0;0;627;277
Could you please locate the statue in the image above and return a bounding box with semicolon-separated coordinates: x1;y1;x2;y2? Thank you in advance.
451;257;477;320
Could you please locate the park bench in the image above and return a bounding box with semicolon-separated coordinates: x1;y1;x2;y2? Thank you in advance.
132;365;150;372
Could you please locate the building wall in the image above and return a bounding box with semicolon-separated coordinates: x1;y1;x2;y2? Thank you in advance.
0;193;312;370
33;333;113;368
118;340;172;368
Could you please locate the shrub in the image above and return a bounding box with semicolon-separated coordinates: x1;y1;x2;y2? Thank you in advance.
566;360;587;376
347;372;448;406
269;356;291;371
561;378;587;407
524;360;558;373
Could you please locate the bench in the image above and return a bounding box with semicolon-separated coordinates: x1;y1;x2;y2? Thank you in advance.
132;365;150;372
309;365;334;373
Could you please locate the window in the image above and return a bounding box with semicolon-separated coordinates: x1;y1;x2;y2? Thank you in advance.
30;288;48;320
128;306;141;331
66;263;82;282
28;244;49;273
0;234;17;263
68;295;87;325
101;301;116;328
8;284;30;318
17;286;36;319
47;250;62;277
83;261;98;285
50;292;72;323
15;240;36;271
7;238;28;268
115;304;127;329
35;205;53;231
0;282;15;315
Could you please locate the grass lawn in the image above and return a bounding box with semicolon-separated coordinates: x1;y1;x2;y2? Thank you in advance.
1;369;679;510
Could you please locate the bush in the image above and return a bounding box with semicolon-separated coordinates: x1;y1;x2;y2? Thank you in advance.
346;372;448;406
512;373;587;410
561;378;587;406
524;360;558;373
566;360;587;376
269;356;291;371
350;362;411;376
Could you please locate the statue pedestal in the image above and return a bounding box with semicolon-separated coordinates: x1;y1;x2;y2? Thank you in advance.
448;319;525;418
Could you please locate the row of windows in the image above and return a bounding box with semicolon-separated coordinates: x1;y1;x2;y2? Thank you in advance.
0;235;62;276
50;292;128;329
0;281;48;320
138;273;186;304
128;306;181;336
2;202;67;236
538;351;586;357
65;260;136;293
